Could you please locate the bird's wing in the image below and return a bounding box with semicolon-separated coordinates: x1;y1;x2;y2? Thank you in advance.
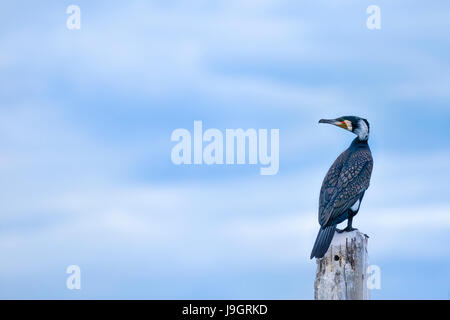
319;148;373;227
318;149;350;224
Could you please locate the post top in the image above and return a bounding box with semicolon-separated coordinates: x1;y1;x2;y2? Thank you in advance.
330;230;368;247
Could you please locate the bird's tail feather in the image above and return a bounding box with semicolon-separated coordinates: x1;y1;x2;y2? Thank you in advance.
310;225;336;259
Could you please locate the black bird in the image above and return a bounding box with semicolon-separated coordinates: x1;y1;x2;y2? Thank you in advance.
310;116;373;259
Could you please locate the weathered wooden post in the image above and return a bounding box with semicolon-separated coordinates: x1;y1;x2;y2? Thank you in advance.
314;230;369;300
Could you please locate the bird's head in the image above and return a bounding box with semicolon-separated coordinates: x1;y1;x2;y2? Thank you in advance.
319;116;370;141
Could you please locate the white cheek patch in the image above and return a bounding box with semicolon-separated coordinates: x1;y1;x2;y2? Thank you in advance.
344;120;352;131
355;119;369;140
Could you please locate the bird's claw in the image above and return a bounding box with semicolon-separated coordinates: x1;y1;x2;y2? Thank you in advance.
336;227;358;233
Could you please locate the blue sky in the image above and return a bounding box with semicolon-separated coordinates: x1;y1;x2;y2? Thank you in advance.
1;0;450;299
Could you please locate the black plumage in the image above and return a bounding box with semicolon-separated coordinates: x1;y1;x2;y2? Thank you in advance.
310;116;373;259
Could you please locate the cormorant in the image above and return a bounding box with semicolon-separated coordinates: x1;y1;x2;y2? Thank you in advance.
310;116;373;259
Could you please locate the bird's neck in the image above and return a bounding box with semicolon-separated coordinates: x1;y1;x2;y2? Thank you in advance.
357;135;369;142
352;137;369;146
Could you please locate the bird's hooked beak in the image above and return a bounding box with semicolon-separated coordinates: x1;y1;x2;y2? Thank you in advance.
319;118;353;131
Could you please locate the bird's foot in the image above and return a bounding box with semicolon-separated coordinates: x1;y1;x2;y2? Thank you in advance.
336;227;358;233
